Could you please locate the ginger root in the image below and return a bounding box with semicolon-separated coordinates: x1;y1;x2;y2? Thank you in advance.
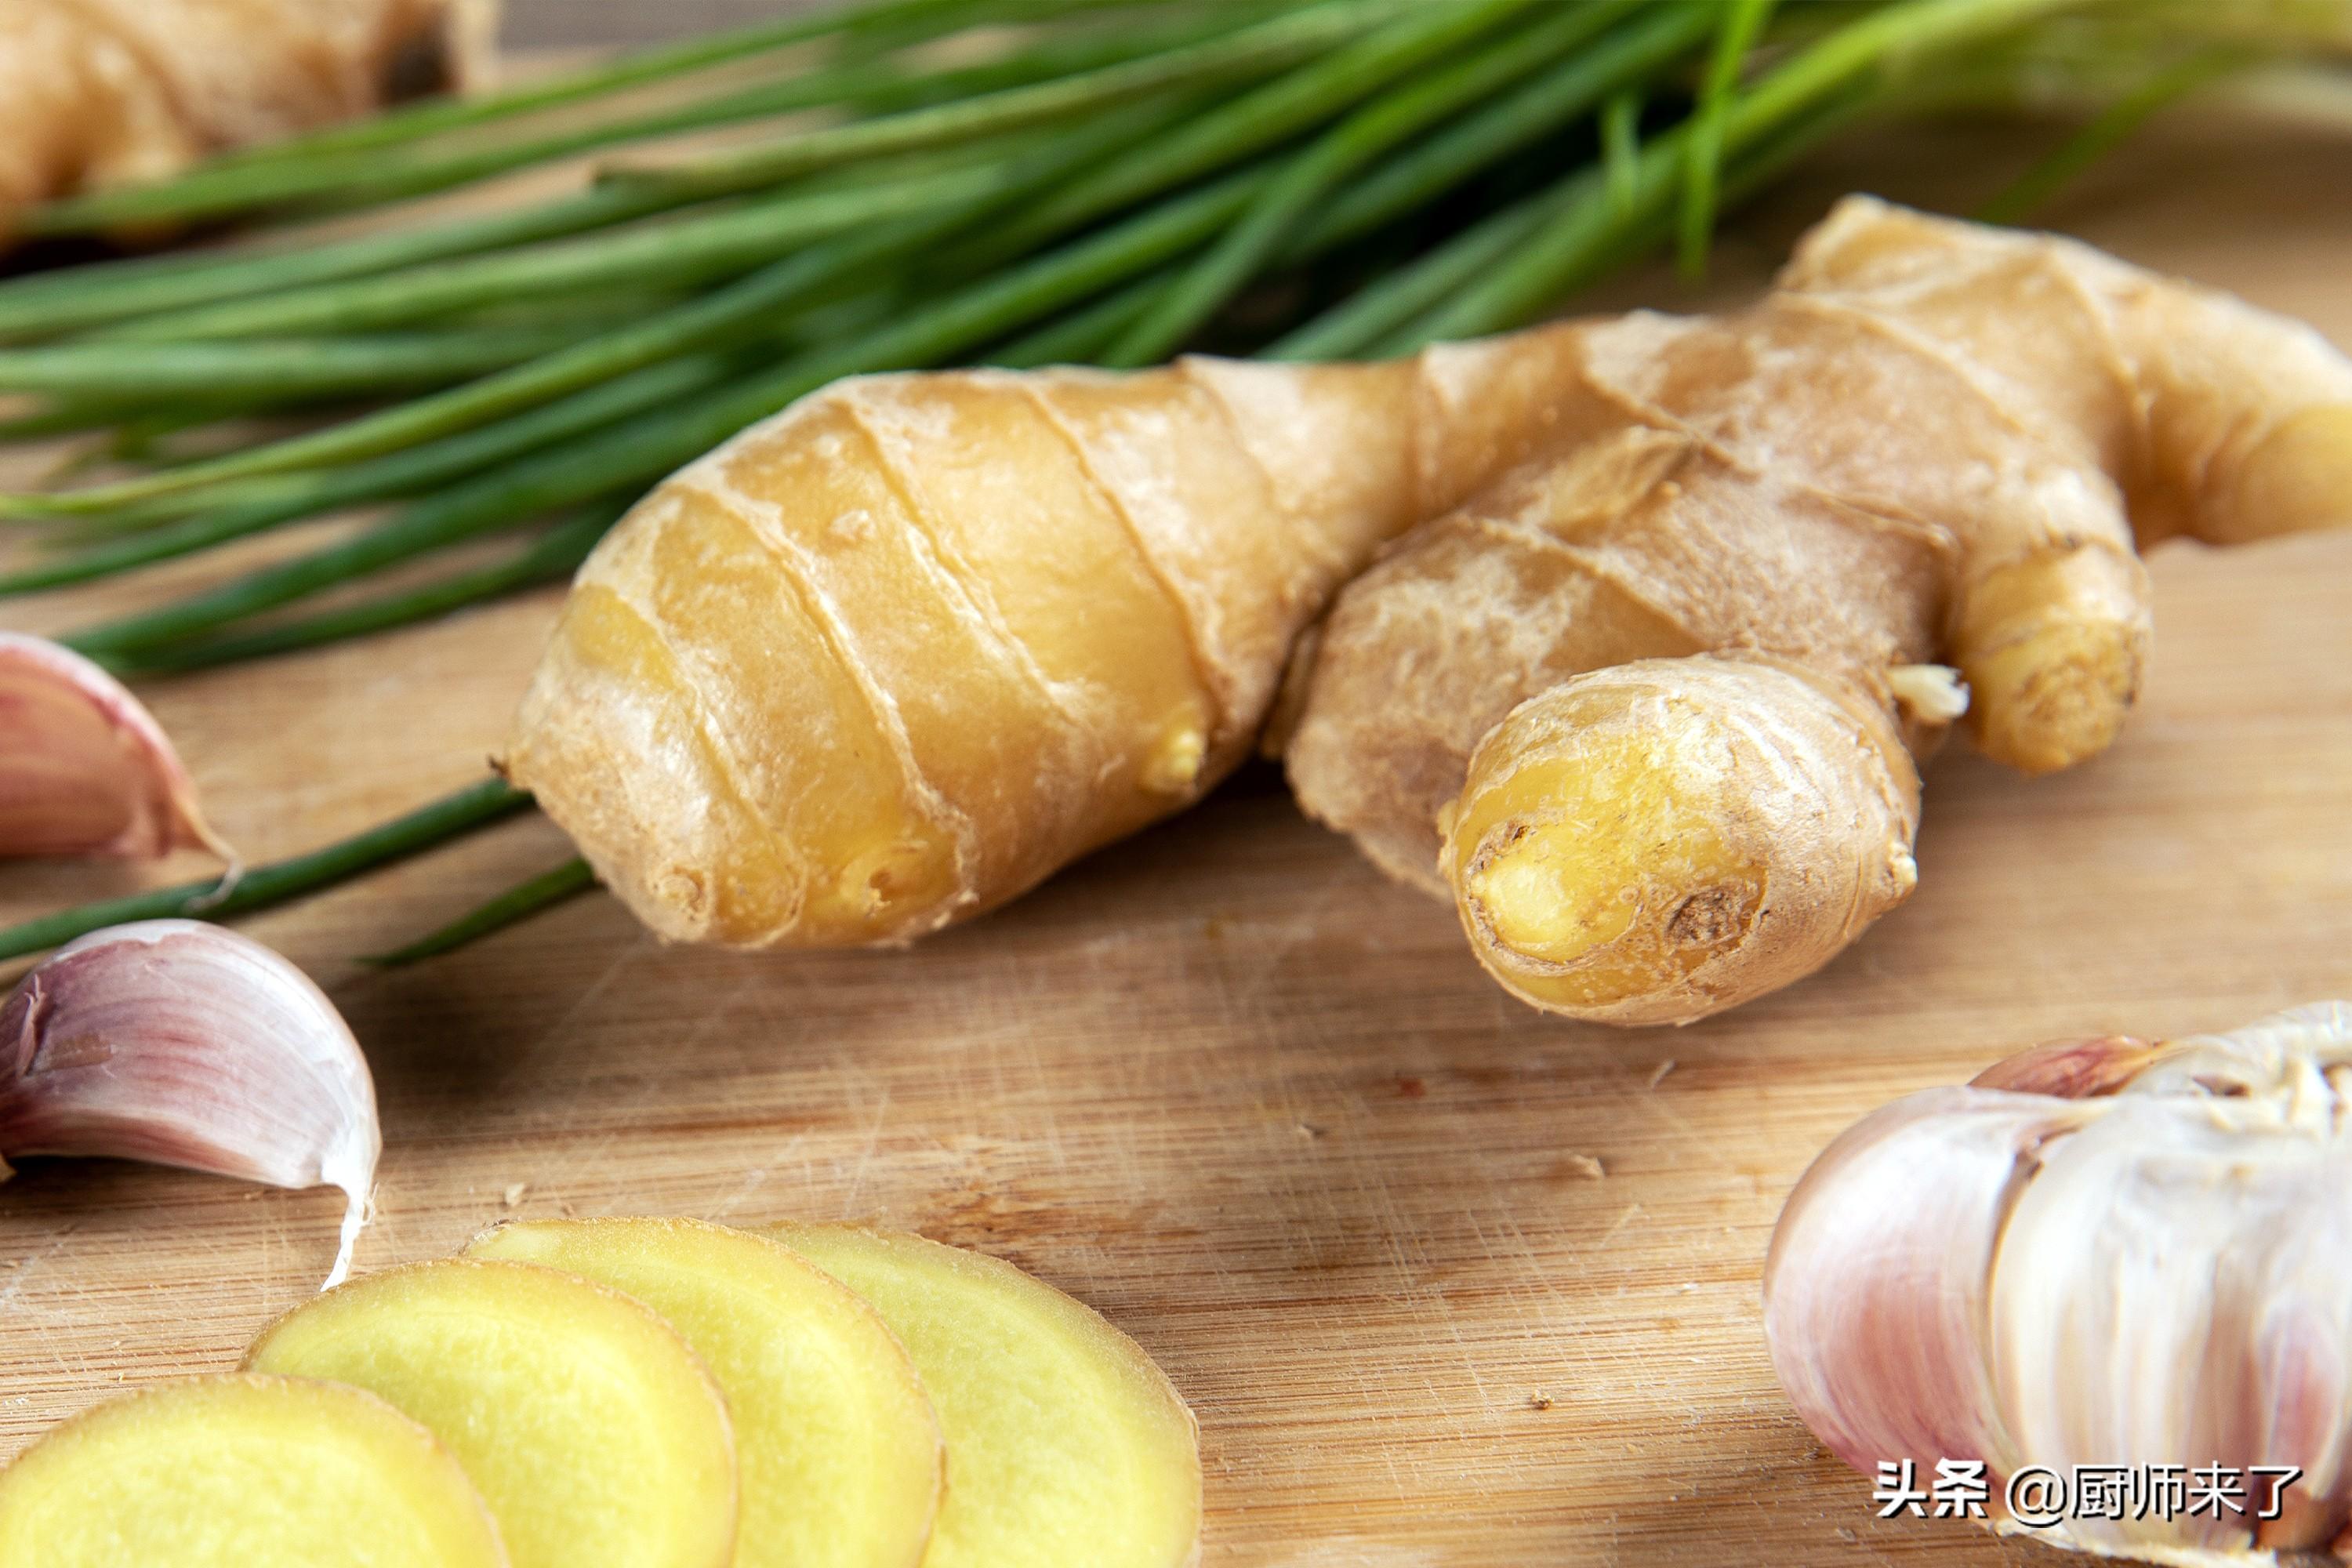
0;0;495;244
506;343;1599;947
1282;196;2352;1025
508;198;2351;1003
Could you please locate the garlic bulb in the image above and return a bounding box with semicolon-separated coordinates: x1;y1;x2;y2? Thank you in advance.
0;631;231;861
1765;1003;2352;1564
0;921;379;1287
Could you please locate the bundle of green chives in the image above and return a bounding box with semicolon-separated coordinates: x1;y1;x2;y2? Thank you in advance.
0;0;2318;963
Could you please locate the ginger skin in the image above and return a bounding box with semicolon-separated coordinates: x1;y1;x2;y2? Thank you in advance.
1283;197;2352;1025
0;0;495;244
510;198;2351;1000
507;347;1599;948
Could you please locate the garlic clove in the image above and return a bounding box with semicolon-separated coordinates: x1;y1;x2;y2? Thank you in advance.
1992;1087;2352;1559
0;630;233;862
0;920;379;1288
1764;1085;2092;1483
1768;1004;2352;1565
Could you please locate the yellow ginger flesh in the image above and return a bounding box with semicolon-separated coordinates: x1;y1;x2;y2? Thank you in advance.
0;1374;508;1567
245;1258;739;1568
768;1223;1202;1568
464;1217;942;1568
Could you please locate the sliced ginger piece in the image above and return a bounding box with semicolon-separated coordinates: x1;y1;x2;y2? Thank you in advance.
768;1223;1201;1568
464;1217;942;1568
245;1258;736;1568
0;1373;506;1567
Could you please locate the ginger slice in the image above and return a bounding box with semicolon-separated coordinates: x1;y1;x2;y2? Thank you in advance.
466;1217;942;1568
245;1258;736;1568
0;1374;506;1567
767;1224;1201;1568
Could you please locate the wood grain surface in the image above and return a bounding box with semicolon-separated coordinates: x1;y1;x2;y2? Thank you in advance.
3;105;2350;1566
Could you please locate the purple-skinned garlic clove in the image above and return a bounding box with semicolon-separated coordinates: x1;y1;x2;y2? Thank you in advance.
0;630;233;862
0;920;379;1287
1763;1085;2093;1484
1766;1004;2352;1564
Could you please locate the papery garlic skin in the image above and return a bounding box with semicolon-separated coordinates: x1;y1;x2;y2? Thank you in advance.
0;631;232;861
0;921;379;1288
1766;1003;2352;1566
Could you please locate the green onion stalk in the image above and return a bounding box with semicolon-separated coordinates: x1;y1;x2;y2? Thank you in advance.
2;0;2336;963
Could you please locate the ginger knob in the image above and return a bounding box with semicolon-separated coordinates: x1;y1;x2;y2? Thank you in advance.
1764;1002;2352;1563
1440;657;1920;1026
1284;197;2352;1026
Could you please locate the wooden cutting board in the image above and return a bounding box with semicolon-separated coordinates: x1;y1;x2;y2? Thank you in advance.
4;111;2350;1566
